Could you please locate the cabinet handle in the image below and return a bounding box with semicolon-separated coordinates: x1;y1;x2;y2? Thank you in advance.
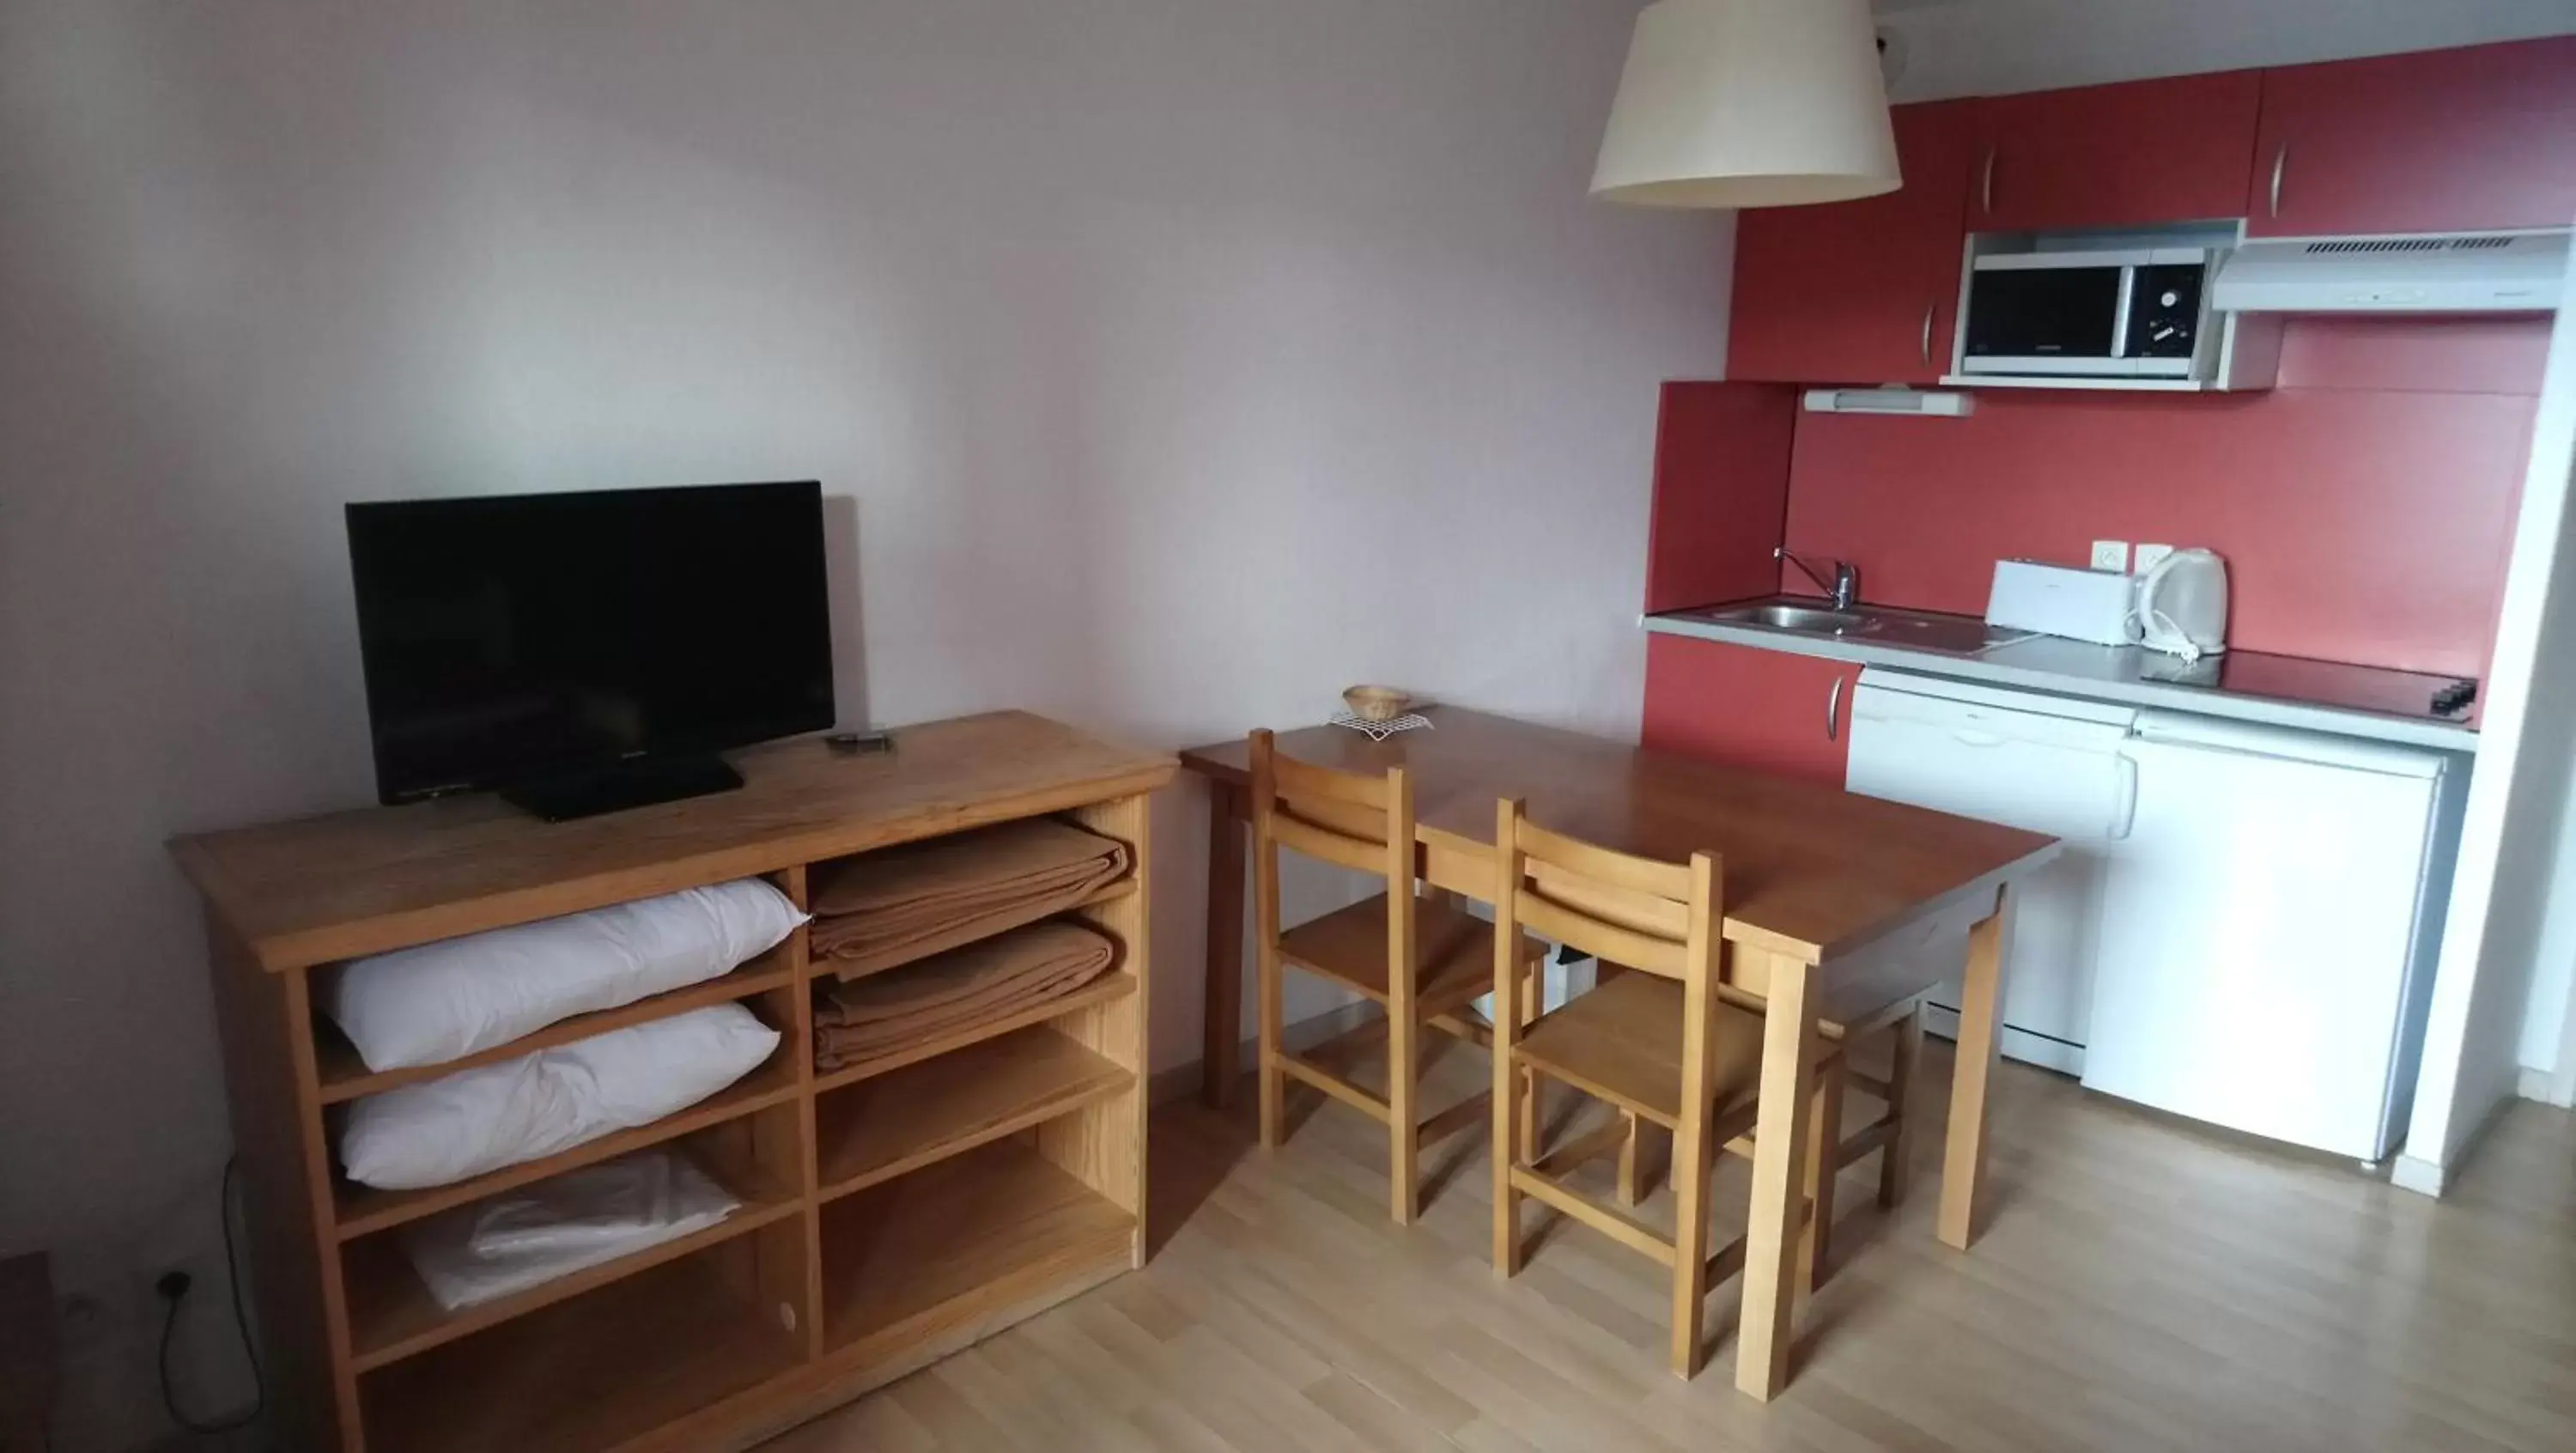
1920;302;1936;366
2267;142;2288;219
1826;675;1845;743
1979;146;1996;216
2108;751;2140;841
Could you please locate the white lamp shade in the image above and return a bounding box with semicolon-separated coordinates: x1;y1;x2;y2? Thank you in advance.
1592;0;1901;209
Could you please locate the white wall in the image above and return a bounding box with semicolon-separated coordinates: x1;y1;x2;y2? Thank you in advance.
2402;246;2576;1185
0;3;1727;1445
2517;790;2576;1091
1879;0;2576;100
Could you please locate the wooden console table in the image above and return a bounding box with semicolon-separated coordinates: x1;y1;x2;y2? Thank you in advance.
172;711;1174;1453
1179;707;2057;1400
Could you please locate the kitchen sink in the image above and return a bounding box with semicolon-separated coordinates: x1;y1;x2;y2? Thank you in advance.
1693;597;2034;657
1727;604;1872;633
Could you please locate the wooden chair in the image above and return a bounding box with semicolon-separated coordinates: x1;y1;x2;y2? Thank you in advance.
1802;999;1929;1286
1486;798;1777;1377
1250;729;1542;1225
1608;982;1929;1294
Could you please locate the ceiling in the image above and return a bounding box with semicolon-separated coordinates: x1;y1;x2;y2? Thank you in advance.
1865;0;2576;100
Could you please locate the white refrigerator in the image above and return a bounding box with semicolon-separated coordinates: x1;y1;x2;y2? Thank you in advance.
2081;712;2467;1163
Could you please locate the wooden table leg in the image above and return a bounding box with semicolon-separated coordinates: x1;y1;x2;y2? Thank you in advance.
1938;885;2012;1250
1734;949;1820;1401
1880;1006;1925;1211
1200;781;1248;1109
1796;1059;1843;1303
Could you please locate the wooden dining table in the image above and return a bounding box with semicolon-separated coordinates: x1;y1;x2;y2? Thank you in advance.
1179;706;2058;1400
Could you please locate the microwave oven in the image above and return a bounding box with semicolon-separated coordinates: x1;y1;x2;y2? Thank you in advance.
1958;246;2225;381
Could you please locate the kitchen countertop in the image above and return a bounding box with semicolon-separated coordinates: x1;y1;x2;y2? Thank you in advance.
1647;604;2481;753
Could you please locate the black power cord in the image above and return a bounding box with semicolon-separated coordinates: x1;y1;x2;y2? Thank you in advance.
155;1157;264;1436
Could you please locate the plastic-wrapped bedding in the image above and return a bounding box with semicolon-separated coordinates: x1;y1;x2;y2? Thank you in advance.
397;1148;742;1310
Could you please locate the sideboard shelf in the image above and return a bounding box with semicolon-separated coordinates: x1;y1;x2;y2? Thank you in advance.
312;948;799;1104
817;1139;1139;1363
327;1054;806;1242
813;1024;1134;1201
360;1250;805;1453
341;1178;805;1372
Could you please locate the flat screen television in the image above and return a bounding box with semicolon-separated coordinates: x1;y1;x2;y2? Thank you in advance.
346;480;835;820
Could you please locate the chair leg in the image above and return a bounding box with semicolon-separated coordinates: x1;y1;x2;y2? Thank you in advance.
1256;945;1285;1150
1517;1071;1540;1163
1617;1111;1647;1207
1389;1006;1420;1225
1517;960;1542;1162
1799;1055;1845;1302
1492;980;1526;1279
1667;975;1720;1378
1880;1006;1925;1210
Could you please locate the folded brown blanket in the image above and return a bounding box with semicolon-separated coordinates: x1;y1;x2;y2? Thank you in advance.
809;818;1129;981
813;921;1117;1070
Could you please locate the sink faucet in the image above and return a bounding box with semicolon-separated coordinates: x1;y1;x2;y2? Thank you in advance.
1777;547;1860;611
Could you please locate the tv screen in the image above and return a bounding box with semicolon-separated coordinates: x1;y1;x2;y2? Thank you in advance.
346;481;835;806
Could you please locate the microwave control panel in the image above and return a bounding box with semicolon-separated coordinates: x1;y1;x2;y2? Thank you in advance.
2125;264;2205;360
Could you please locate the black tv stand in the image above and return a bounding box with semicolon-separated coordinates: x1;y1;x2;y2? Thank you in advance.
503;753;745;822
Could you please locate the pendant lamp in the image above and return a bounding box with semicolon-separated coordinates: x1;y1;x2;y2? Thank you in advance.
1592;0;1901;209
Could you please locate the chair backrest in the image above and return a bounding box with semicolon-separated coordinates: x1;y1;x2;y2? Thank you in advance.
1247;731;1419;973
1247;729;1413;885
1491;797;1719;987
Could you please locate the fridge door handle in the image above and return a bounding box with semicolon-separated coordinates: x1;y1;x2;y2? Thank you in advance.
2108;750;2140;841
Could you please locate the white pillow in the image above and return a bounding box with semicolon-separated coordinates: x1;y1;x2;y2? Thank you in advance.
325;879;805;1073
339;1005;781;1191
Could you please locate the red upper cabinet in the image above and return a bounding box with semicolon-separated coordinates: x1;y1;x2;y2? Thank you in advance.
2247;36;2576;238
1642;634;1857;789
1972;70;2263;231
1729;100;1978;385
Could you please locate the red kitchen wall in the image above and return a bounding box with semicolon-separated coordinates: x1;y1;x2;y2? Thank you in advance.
1778;316;2549;678
1644;381;1797;614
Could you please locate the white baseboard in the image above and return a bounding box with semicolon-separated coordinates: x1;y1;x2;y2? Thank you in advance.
2391;1077;2530;1199
1148;1000;1382;1106
1151;949;1600;1108
1920;1002;2086;1078
2388;1154;2445;1198
2516;1065;2569;1106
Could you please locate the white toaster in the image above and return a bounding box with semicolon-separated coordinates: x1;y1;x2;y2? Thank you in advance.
1985;559;2140;647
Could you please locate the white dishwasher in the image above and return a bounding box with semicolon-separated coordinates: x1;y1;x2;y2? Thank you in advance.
1846;671;2140;1075
2082;712;2465;1163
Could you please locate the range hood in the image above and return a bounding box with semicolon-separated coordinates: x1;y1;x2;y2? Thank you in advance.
2214;229;2568;314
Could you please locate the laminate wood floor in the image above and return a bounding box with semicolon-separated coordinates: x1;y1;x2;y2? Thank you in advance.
762;1040;2576;1453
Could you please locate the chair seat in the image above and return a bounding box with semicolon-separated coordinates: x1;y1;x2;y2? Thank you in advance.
1516;973;1767;1132
1279;893;1528;1012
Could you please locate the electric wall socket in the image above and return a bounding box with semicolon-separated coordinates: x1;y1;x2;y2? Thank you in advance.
2136;543;2175;572
2091;539;2130;572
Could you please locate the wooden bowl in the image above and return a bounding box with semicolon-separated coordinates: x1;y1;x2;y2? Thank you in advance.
1342;685;1412;723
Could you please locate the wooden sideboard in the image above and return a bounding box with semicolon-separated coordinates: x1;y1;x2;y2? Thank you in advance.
171;711;1175;1453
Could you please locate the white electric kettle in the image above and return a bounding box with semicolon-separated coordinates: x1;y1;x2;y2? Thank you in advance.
2132;549;2228;662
